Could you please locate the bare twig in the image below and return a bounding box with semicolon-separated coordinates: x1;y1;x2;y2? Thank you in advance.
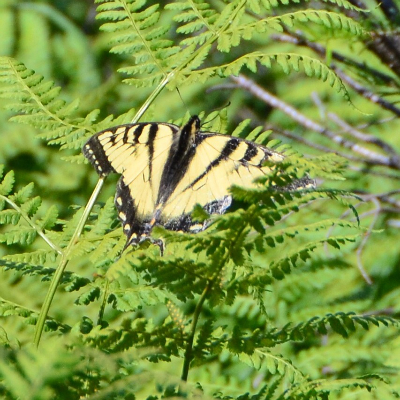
355;197;379;285
231;74;400;169
271;32;399;88
332;66;400;117
231;102;399;167
349;165;400;180
271;32;400;117
358;189;400;209
328;111;400;158
356;116;396;130
264;124;369;164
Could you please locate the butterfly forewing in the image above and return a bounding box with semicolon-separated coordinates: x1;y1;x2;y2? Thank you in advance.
84;122;179;239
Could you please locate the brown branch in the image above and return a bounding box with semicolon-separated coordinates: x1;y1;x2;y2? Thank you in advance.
231;74;400;170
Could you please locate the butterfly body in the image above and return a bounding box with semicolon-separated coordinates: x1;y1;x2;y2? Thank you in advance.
83;116;285;247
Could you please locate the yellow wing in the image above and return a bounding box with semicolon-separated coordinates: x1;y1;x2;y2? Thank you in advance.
161;133;284;222
83;116;286;247
83;121;178;218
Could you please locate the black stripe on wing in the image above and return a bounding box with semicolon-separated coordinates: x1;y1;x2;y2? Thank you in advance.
123;123;144;144
242;143;259;163
147;123;159;187
183;136;241;192
83;130;120;176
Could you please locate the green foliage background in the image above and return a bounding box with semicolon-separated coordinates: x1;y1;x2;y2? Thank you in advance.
0;0;399;398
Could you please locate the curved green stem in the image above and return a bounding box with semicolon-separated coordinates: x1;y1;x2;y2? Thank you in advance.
33;177;105;347
181;280;213;381
133;75;171;122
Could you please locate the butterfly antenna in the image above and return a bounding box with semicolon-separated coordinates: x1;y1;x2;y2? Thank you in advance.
201;102;232;129
176;87;192;119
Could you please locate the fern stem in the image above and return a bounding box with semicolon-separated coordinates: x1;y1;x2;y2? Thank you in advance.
181;280;212;382
0;195;62;255
188;0;215;33
97;278;110;326
33;177;105;347
133;75;170;122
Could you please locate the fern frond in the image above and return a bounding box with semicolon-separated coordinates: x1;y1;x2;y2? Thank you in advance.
0;209;21;225
109;284;168;312
0;171;62;254
0;297;70;333
238;349;305;383
0;58;79;131
0;259;91;291
166;1;219;46
86;197;117;239
84;317;184;356
3;249;58;265
0;58;138;155
286;376;376;399
271;312;398;344
178;52;351;101
58;207;84;247
105;248;216;303
261;219;359;247
0;169;15;197
267;235;358;278
96;0;181;87
216;10;366;52
36;205;59;230
83;232;124;268
191;319;225;364
274;9;366;35
287;153;348;180
0;228;37;246
75;287;101;306
0;57;96;150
